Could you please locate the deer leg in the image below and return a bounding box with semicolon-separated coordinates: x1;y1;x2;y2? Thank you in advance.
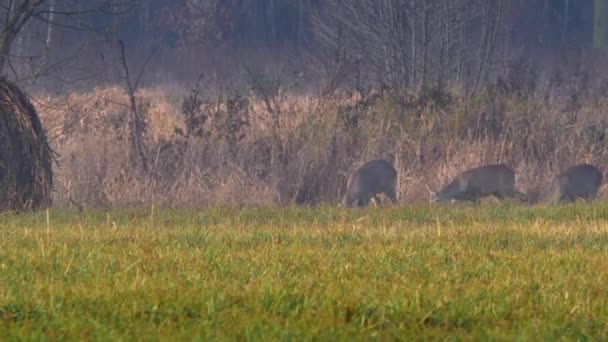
370;194;381;206
385;188;398;204
357;197;368;208
493;192;505;201
465;195;480;204
502;189;528;202
514;190;529;202
588;191;598;202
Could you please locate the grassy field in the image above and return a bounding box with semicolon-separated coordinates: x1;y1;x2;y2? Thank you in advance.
1;203;608;340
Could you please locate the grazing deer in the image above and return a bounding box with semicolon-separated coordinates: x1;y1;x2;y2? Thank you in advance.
427;164;527;203
543;164;603;205
343;159;398;208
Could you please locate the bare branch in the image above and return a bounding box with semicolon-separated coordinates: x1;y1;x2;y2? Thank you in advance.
133;47;157;91
118;39;149;173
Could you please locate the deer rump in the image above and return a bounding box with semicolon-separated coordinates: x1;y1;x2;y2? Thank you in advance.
343;159;397;207
544;164;603;205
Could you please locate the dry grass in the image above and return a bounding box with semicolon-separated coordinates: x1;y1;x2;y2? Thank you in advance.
31;82;608;208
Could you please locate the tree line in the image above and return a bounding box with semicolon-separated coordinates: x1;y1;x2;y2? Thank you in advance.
1;0;606;89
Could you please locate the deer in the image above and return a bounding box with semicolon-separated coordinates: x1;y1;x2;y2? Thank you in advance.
342;159;398;208
542;164;603;205
427;164;528;204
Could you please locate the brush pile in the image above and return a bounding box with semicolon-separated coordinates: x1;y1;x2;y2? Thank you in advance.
0;77;53;211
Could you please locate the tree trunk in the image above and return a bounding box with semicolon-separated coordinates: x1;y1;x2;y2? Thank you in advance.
0;33;15;74
411;0;417;88
594;0;608;49
561;0;569;44
118;40;148;172
45;0;55;49
421;0;428;88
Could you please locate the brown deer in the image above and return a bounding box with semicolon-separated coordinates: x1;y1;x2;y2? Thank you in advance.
543;164;603;205
343;159;398;207
427;164;527;203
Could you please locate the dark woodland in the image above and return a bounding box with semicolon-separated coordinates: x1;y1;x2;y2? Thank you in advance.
1;1;604;89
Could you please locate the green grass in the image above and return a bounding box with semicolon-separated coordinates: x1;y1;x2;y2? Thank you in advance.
1;203;608;340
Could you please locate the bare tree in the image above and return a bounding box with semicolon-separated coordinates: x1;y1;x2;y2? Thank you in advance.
312;0;504;91
0;0;134;79
0;0;46;73
118;39;156;173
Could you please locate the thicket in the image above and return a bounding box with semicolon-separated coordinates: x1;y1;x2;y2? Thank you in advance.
35;56;608;208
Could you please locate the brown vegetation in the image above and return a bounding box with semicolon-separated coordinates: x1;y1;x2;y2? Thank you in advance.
0;76;53;211
34;79;608;208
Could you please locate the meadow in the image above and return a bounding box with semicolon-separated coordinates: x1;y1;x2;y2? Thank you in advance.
1;203;608;340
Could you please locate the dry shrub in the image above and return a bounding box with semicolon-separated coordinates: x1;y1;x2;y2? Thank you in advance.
0;77;53;211
33;78;608;208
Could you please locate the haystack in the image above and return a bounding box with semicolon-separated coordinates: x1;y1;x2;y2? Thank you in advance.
0;77;53;211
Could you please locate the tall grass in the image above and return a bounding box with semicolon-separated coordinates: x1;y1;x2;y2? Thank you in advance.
34;76;608;208
1;205;608;339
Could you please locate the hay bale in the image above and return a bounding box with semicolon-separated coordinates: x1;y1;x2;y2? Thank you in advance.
0;77;53;211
